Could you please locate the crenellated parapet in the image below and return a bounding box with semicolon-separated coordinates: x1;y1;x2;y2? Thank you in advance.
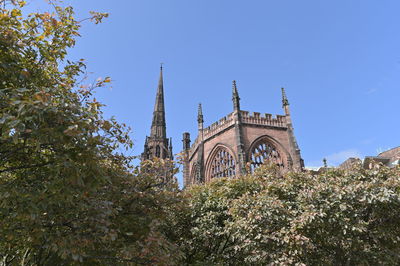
188;110;287;159
203;113;235;139
189;113;234;159
240;111;287;128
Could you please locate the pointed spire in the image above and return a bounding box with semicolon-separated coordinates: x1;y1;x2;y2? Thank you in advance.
197;103;204;124
281;87;289;107
232;80;240;111
154;63;164;112
281;87;291;116
232;80;239;96
142;64;172;162
150;64;166;138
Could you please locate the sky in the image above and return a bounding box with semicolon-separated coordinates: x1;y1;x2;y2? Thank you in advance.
27;0;399;184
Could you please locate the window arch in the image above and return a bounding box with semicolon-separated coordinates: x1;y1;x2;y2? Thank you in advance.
249;139;284;172
190;163;199;183
155;145;161;158
208;147;236;179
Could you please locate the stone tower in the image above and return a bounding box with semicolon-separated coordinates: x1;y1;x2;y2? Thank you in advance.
182;81;303;187
141;66;173;160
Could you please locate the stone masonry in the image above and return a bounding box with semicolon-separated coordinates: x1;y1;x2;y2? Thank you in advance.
181;81;304;187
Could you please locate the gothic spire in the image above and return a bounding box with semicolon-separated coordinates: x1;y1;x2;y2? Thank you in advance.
232;80;241;111
150;64;166;138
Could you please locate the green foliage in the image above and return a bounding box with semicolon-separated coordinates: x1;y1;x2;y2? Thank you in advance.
181;164;400;265
0;1;183;265
2;1;400;265
85;158;184;265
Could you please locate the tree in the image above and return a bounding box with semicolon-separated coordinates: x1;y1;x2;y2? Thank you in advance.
0;1;183;264
2;1;399;265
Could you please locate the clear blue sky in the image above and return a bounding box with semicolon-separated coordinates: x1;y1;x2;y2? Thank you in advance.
29;0;399;183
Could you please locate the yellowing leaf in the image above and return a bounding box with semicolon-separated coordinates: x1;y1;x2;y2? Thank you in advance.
11;9;22;17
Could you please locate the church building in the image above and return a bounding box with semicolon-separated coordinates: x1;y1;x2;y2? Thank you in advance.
181;81;304;187
142;67;304;187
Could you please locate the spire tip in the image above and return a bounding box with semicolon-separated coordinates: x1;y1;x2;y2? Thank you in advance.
232;80;240;110
281;87;289;107
197;103;204;124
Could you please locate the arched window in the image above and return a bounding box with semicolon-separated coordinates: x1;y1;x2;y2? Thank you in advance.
209;147;236;179
155;145;161;158
250;139;284;172
190;163;202;183
190;163;197;178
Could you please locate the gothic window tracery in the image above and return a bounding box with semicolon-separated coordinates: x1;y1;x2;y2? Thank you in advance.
250;139;284;172
209;147;236;179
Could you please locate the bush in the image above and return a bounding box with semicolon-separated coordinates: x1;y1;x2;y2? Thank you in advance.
180;164;400;265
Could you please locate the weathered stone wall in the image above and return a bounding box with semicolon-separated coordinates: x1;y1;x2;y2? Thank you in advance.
185;112;302;185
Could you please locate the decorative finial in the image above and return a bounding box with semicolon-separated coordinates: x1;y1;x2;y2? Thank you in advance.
323;158;327;168
160;62;164;70
232;80;240;110
281;87;289;107
198;103;203;115
232;80;237;93
197;103;204;124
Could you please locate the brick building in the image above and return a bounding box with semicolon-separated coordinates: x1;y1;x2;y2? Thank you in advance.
181;81;304;187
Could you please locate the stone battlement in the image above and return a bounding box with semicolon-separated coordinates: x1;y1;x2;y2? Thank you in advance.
202;113;235;139
189;111;287;158
240;111;287;128
189;113;235;158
